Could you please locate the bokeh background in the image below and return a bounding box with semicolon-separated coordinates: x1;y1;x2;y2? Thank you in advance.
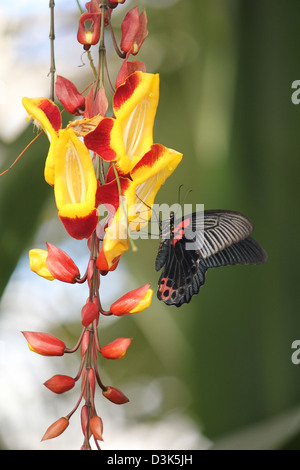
0;0;300;450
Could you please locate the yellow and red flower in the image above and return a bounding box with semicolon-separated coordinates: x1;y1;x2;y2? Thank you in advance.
22;98;100;239
86;72;182;268
53;128;100;239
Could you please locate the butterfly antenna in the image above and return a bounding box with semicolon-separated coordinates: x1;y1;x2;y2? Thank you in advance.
135;193;161;237
177;184;184;205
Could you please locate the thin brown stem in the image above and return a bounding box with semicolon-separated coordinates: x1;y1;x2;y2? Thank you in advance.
49;0;56;100
65;327;86;354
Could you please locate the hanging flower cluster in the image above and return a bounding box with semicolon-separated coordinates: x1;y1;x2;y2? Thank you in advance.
22;0;182;450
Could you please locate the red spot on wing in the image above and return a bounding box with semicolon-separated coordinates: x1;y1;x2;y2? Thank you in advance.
158;277;173;300
172;217;191;244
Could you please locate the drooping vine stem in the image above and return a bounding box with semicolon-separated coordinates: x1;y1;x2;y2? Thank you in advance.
95;0;107;95
49;0;56;101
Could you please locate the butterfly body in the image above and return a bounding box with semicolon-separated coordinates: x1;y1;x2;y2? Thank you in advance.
155;210;267;307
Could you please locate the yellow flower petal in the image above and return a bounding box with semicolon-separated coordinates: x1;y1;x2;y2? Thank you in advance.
101;213;129;269
53;128;99;239
113;72;159;163
22;97;61;140
22;97;62;186
126;144;183;230
29;249;55;281
129;288;153;314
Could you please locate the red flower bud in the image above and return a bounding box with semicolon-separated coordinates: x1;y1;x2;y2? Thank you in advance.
120;7;148;55
81;405;89;436
41;417;69;441
81;299;99;327
102;386;129;404
81;330;90;357
46;243;80;283
110;284;152;316
101;337;132;360
55;76;85;115
22;331;65;356
96;243;121;274
90;415;103;441
44;375;75;394
108;0;126;8
88;368;96;397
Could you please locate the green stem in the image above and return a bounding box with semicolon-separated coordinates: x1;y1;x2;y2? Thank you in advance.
75;0;83;14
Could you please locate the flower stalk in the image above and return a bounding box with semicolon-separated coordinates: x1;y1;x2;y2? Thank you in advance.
20;0;182;450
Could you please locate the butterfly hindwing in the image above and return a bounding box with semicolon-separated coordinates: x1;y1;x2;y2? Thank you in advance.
156;236;206;307
156;210;267;307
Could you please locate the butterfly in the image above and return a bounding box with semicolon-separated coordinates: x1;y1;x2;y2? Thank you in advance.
155;209;268;307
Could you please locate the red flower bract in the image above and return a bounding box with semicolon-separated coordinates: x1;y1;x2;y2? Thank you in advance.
55;76;85;115
22;331;66;356
46;242;80;283
44;375;76;394
102;386;129;405
101;337;132;360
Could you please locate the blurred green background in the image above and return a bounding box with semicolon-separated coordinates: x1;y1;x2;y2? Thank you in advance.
1;0;300;450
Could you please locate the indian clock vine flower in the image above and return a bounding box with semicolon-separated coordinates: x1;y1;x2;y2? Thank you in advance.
20;0;182;450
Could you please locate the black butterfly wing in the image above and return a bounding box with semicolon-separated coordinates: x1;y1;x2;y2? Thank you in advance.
187;210;255;258
156;210;267;307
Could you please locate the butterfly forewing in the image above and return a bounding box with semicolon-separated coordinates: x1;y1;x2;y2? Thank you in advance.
190;210;254;258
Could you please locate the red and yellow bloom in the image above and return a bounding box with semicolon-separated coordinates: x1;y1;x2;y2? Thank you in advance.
22;98;100;239
53;128;99;239
84;71;160;175
87;72;182;268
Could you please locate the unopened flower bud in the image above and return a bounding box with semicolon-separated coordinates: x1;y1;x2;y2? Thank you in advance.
88;368;96;397
101;337;132;360
81;330;90;357
46;243;80;283
102;386;129;404
41;416;69;441
110;284;153;316
108;0;126;8
81;405;89;436
90;415;104;441
81;299;99;327
44;374;75;394
22;331;65;356
96;242;121;274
